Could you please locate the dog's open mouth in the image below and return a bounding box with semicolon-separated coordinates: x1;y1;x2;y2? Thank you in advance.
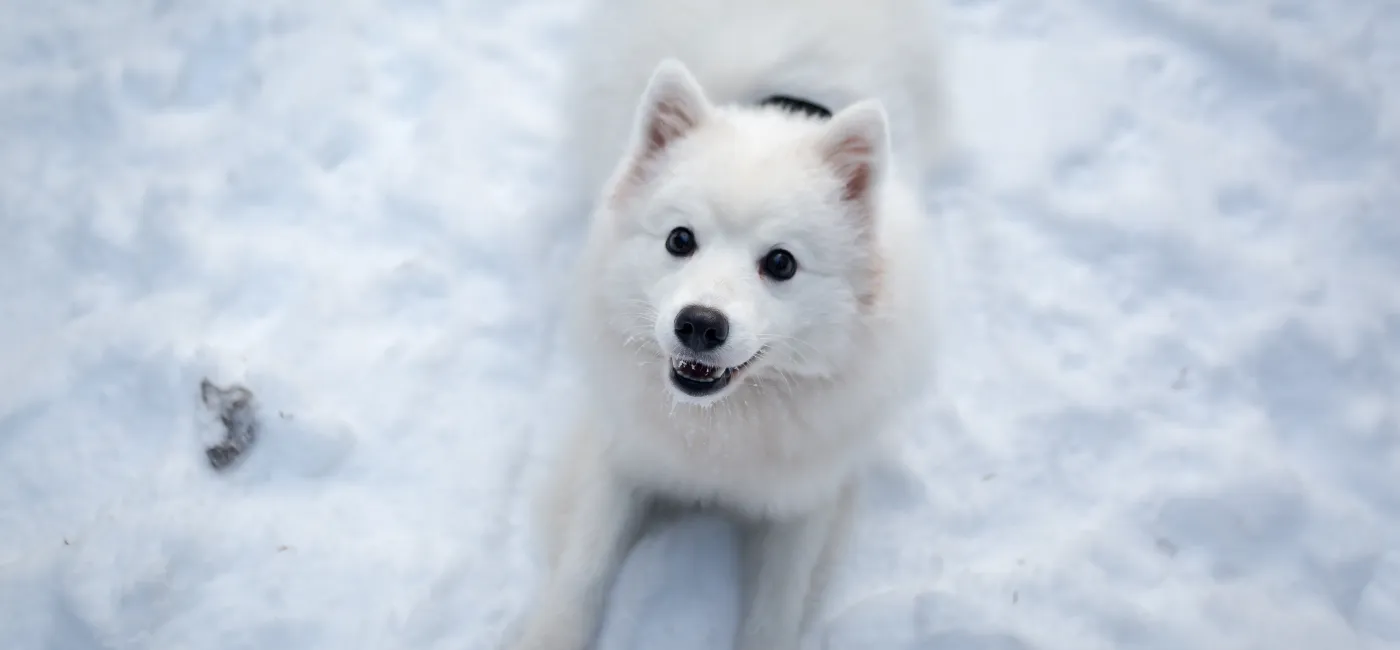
669;354;759;397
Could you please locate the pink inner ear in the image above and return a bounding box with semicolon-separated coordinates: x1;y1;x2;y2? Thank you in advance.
831;135;875;202
646;99;698;158
613;95;698;205
647;119;668;152
843;159;871;202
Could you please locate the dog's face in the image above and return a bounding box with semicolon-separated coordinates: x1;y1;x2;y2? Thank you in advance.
591;60;890;406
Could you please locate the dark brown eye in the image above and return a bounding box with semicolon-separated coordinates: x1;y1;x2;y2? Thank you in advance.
760;248;797;281
666;227;697;257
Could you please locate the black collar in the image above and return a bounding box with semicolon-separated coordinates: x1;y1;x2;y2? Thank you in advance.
758;94;833;120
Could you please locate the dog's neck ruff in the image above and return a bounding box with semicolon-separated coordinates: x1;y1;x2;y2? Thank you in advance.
758;94;833;120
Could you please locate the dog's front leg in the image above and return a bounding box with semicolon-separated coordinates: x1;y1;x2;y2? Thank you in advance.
509;462;645;650
736;491;851;650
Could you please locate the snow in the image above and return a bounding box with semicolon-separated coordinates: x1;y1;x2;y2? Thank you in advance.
1;0;1396;648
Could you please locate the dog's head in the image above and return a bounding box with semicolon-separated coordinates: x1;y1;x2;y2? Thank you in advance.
588;59;891;406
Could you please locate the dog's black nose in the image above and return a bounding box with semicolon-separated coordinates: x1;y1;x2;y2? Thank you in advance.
674;305;729;352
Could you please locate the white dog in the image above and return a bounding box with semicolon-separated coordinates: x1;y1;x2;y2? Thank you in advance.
509;1;946;649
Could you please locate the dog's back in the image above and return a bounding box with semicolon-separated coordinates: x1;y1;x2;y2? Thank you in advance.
562;0;948;200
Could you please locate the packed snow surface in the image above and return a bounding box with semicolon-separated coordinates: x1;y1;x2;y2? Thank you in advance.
2;0;1398;649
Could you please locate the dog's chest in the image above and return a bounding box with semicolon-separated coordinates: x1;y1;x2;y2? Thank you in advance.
610;413;858;516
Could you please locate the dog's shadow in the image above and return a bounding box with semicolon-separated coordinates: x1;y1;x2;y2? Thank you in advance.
595;503;744;650
594;500;1038;650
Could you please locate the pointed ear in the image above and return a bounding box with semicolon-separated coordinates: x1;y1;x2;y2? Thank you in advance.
612;59;711;200
635;59;710;158
818;99;890;213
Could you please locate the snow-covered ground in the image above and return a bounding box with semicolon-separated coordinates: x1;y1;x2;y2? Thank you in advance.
2;0;1397;648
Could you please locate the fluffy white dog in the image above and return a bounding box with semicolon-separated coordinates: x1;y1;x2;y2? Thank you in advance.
509;1;947;648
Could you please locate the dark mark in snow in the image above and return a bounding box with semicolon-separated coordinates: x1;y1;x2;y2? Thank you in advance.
201;379;260;471
1172;366;1190;390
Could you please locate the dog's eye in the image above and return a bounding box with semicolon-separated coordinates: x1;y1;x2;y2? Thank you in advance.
760;249;798;281
666;227;697;257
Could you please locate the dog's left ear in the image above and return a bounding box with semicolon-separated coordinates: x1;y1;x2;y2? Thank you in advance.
611;59;712;202
818;100;890;221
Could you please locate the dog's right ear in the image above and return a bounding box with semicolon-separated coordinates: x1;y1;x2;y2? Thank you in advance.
612;59;711;201
633;59;710;162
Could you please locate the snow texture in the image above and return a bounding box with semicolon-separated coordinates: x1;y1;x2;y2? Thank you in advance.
1;0;1397;649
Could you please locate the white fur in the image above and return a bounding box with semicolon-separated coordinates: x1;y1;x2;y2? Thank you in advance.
558;0;948;199
508;2;945;649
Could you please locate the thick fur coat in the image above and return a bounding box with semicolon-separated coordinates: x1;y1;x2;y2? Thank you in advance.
508;2;947;649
